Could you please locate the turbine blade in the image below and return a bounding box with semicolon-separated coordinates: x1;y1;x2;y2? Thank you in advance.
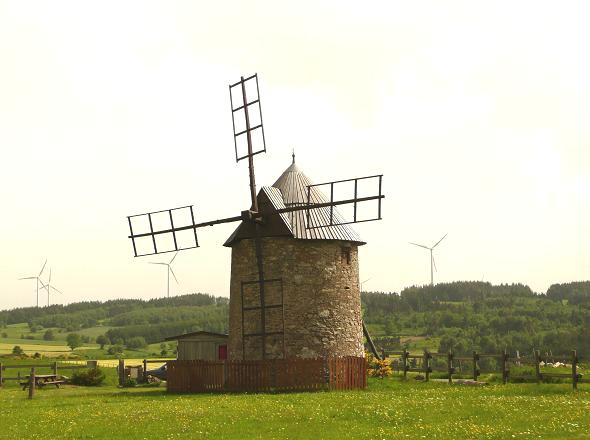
432;255;438;272
149;262;168;266
50;286;63;294
409;242;430;250
169;266;179;284
169;251;179;265
38;259;47;277
48;268;52;283
19;276;37;280
38;279;48;290
432;233;448;249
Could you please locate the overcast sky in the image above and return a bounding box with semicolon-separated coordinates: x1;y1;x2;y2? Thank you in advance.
1;1;589;310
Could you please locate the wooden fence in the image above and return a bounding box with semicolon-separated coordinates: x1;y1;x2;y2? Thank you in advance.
166;356;366;393
383;349;587;389
0;361;92;387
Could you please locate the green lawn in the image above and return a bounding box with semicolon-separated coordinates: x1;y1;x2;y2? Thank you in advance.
0;376;588;439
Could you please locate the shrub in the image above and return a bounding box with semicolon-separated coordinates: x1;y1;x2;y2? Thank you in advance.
122;378;137;387
12;346;23;355
126;336;147;350
43;329;55;341
107;344;124;355
71;368;106;386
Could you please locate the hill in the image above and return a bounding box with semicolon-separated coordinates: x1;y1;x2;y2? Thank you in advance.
2;281;590;359
0;293;228;357
362;281;590;357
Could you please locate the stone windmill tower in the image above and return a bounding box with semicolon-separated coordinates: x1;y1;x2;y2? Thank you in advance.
224;156;366;360
126;74;384;361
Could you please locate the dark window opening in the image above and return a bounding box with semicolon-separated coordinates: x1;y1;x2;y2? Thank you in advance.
341;247;351;265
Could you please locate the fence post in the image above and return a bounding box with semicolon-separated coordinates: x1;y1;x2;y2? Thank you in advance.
572;350;578;390
535;350;541;384
472;351;479;381
53;361;58;377
502;349;509;384
447;350;453;384
143;359;147;383
118;359;125;386
402;349;408;380
0;362;3;388
424;350;430;382
28;368;35;399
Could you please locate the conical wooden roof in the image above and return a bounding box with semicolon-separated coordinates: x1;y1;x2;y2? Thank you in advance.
224;160;364;246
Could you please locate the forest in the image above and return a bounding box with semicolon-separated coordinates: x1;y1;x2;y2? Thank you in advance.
1;282;589;354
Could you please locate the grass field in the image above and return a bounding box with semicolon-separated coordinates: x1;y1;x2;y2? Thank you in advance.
0;375;588;439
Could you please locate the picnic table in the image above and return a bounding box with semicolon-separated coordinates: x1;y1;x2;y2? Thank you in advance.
20;374;66;390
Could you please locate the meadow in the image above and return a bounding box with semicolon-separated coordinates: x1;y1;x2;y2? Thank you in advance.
0;372;589;439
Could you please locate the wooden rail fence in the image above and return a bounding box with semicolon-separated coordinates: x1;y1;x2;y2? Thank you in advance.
0;361;92;387
383;349;586;389
166;356;366;393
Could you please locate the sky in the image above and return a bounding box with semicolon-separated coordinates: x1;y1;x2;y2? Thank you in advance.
1;1;589;310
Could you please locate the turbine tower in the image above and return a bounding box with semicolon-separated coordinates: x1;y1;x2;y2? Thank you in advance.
39;268;63;306
150;251;179;298
410;233;448;286
18;259;48;307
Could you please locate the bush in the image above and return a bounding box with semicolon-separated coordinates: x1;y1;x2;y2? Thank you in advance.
122;378;137;387
43;329;55;341
126;336;147;350
71;368;106;386
107;344;124;355
12;346;23;355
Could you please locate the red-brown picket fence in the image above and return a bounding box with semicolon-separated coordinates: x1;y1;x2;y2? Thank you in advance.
166;356;366;393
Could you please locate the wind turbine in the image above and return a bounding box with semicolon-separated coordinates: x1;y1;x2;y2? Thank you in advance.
39;268;64;306
360;277;372;292
150;251;179;298
410;233;448;286
18;259;48;307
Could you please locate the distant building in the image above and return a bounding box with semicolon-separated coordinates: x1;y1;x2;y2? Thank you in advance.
165;331;228;361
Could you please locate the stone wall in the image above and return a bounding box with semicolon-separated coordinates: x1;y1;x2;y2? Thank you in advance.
228;237;363;360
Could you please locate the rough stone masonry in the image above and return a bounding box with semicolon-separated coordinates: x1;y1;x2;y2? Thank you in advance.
228;236;363;360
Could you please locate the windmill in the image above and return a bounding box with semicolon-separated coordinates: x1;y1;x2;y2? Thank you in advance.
127;74;385;360
18;259;48;307
150;251;179;298
410;233;448;286
39;268;63;307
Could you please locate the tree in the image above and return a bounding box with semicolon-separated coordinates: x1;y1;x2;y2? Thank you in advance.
43;329;55;341
66;333;82;351
96;334;109;350
12;345;24;355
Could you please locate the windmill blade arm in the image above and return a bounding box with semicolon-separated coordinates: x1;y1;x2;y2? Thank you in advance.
432;255;438;272
19;276;37;280
409;242;430;250
169;251;179;264
432;233;448;249
50;286;64;294
149;262;168;266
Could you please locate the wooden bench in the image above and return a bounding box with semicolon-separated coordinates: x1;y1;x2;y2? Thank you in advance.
20;374;65;390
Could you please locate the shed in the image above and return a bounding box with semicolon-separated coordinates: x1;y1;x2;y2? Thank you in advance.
165;331;228;361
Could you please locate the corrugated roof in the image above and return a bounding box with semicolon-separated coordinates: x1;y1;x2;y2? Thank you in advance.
270;162;364;243
224;160;364;246
164;331;228;341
